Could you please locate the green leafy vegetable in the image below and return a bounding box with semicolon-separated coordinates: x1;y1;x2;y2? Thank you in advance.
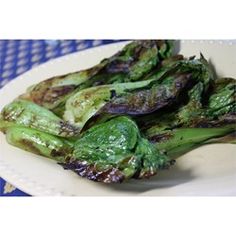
0;40;235;184
20;40;173;112
0;99;79;137
64;79;154;129
64;55;209;129
63;116;171;183
5;126;73;162
147;126;235;159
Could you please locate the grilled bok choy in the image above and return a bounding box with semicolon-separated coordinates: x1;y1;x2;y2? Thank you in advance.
0;40;235;183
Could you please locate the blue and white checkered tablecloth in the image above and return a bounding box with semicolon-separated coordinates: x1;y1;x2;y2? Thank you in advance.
0;40;122;196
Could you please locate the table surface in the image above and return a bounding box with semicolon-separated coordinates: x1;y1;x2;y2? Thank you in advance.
0;40;121;196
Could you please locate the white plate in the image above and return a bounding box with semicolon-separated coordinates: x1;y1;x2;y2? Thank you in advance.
0;41;236;196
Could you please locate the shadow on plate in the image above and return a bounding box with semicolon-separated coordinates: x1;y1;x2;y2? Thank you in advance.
96;163;196;194
208;58;219;78
173;40;181;55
